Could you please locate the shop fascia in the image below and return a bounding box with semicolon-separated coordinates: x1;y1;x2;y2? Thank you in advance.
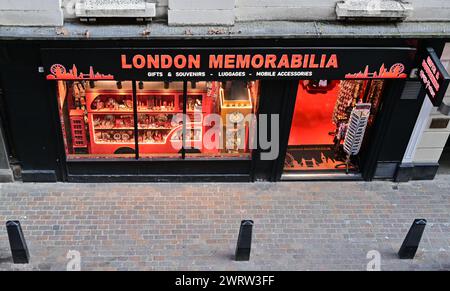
121;53;339;70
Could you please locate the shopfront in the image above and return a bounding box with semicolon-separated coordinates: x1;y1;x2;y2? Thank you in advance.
1;38;437;182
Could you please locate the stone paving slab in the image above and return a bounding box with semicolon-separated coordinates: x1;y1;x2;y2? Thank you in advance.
0;175;450;271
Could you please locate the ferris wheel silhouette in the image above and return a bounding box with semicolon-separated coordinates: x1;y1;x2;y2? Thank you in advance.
50;64;66;75
390;63;405;74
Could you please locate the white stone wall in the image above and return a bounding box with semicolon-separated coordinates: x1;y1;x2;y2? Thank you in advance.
164;0;450;25
235;0;337;21
234;0;450;22
413;43;450;163
62;0;168;19
168;0;235;25
2;0;450;25
0;0;63;26
408;0;450;21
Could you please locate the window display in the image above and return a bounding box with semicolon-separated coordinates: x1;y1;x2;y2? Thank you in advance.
87;87;136;156
56;80;136;159
55;80;260;160
136;82;202;158
284;79;385;173
186;80;260;159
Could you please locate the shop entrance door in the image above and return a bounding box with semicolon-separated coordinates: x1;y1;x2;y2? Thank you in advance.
283;79;385;177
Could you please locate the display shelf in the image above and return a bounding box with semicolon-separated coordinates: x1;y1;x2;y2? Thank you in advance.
136;110;178;113
138;127;174;130
95;127;135;130
95;127;182;130
86;88;207;155
89;94;134;112
136;94;177;113
219;82;253;154
94;141;135;144
95;126;178;130
69;109;88;149
139;141;169;144
89;110;133;114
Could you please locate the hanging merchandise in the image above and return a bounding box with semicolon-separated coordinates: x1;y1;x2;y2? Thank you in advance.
335;122;348;142
365;80;384;118
342;103;372;173
332;80;364;124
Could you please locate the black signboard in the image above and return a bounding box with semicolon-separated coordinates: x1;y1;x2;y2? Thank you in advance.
42;47;416;81
418;47;450;106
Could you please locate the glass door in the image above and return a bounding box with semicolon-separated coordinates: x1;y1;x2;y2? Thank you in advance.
283;79;385;174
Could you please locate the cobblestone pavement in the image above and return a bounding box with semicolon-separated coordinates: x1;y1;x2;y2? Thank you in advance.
0;175;450;271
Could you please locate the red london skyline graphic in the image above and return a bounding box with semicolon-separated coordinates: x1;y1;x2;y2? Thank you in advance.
345;63;407;79
46;64;114;80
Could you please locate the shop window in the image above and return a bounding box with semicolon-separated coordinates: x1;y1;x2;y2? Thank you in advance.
56;80;136;160
136;81;183;159
185;80;260;159
284;79;385;173
55;80;260;161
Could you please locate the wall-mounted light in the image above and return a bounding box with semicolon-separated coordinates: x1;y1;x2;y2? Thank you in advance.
116;81;122;89
409;68;419;79
164;81;170;89
89;80;95;88
138;81;144;90
191;81;196;89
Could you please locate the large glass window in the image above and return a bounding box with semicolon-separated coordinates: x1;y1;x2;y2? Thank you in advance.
136;81;183;159
55;79;260;161
186;80;260;159
56;80;136;160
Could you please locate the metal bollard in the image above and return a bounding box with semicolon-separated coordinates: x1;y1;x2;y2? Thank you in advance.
235;220;254;261
6;220;30;264
398;219;427;259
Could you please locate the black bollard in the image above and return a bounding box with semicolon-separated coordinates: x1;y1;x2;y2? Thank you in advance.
235;220;253;261
6;220;30;264
398;219;427;259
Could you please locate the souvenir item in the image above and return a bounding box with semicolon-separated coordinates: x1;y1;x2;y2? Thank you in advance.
93;118;101;127
332;80;363;124
194;98;202;111
122;133;130;141
156;114;168;123
113;133;122;140
115;118;123;128
125;99;133;109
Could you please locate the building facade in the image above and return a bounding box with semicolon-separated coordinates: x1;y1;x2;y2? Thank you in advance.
0;0;449;182
397;44;450;181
